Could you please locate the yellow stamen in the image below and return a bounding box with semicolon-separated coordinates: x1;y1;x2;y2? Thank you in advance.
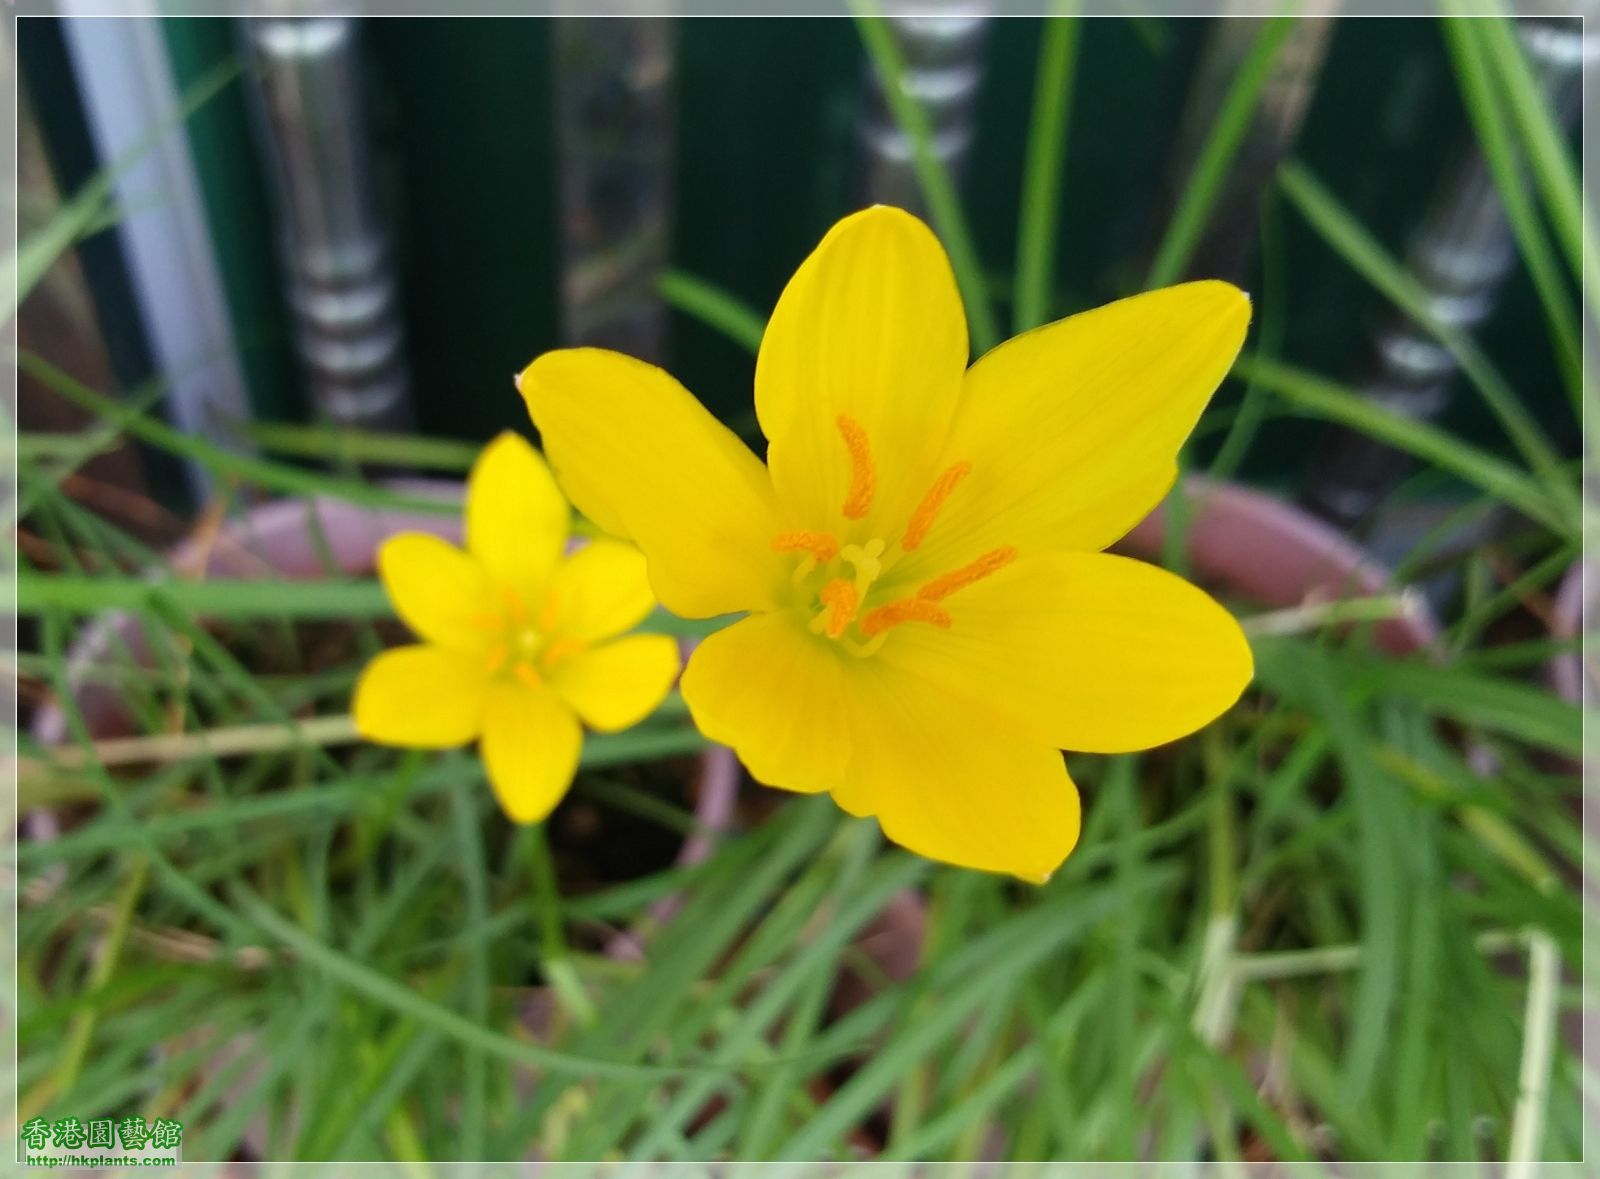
537;592;562;633
817;578;861;639
484;643;509;675
917;546;1018;602
839;539;884;597
901;461;972;551
514;663;544;690
836;414;876;520
859;598;953;638
771;530;840;563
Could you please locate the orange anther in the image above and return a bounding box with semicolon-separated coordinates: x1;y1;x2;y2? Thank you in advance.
859;598;953;637
501;584;528;624
484;643;509;675
901;461;972;551
772;530;840;563
818;579;861;638
917;546;1018;601
836;414;876;520
514;663;544;690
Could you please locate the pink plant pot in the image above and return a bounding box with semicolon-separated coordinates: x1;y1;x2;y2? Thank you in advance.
1117;476;1439;657
27;480;735;911
1549;560;1591;705
32;482;465;747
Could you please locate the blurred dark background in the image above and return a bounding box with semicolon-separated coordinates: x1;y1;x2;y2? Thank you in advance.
16;15;1583;525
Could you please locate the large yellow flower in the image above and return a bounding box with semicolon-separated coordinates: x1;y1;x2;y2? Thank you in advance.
353;431;681;823
518;206;1253;881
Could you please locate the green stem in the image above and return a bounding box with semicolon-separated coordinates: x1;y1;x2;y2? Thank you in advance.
524;826;598;1028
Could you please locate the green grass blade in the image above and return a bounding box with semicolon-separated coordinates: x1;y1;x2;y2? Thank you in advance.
1236;354;1569;534
16;351;456;516
1469;8;1590;288
1256;642;1404;1104
1276;160;1576;514
231;883;733;1083
17;572;393;619
245;422;482;472
1013;13;1080;331
854;6;1002;355
1145;15;1295;289
657;270;767;354
1208;189;1287;480
1442;18;1581;401
5;60;240;322
451;784;491;1157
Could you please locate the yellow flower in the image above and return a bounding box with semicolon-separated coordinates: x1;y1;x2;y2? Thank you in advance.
352;432;681;824
517;206;1253;881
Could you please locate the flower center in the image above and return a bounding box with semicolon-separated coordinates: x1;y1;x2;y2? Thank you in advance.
473;585;583;687
769;414;1016;656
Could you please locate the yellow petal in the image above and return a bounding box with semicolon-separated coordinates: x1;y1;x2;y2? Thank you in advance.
479;680;582;824
681;611;1081;880
912;281;1250;571
879;551;1254;754
353;645;487;747
466;431;569;599
549;634;680;732
755;206;969;532
377;533;495;652
680;612;848;797
518;348;786;618
850;671;1081;883
546;539;655;643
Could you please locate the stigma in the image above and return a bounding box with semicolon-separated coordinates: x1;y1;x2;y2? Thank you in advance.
768;418;1017;652
473;586;584;684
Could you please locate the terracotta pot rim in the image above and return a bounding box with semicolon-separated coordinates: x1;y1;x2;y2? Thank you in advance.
1549;559;1592;705
1117;476;1440;657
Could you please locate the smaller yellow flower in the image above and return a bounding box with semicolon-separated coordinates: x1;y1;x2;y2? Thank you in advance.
353;431;681;823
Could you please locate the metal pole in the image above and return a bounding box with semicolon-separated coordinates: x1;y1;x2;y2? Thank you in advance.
60;10;254;496
1152;9;1334;284
551;19;674;361
860;2;989;212
240;15;411;431
1303;15;1588;527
